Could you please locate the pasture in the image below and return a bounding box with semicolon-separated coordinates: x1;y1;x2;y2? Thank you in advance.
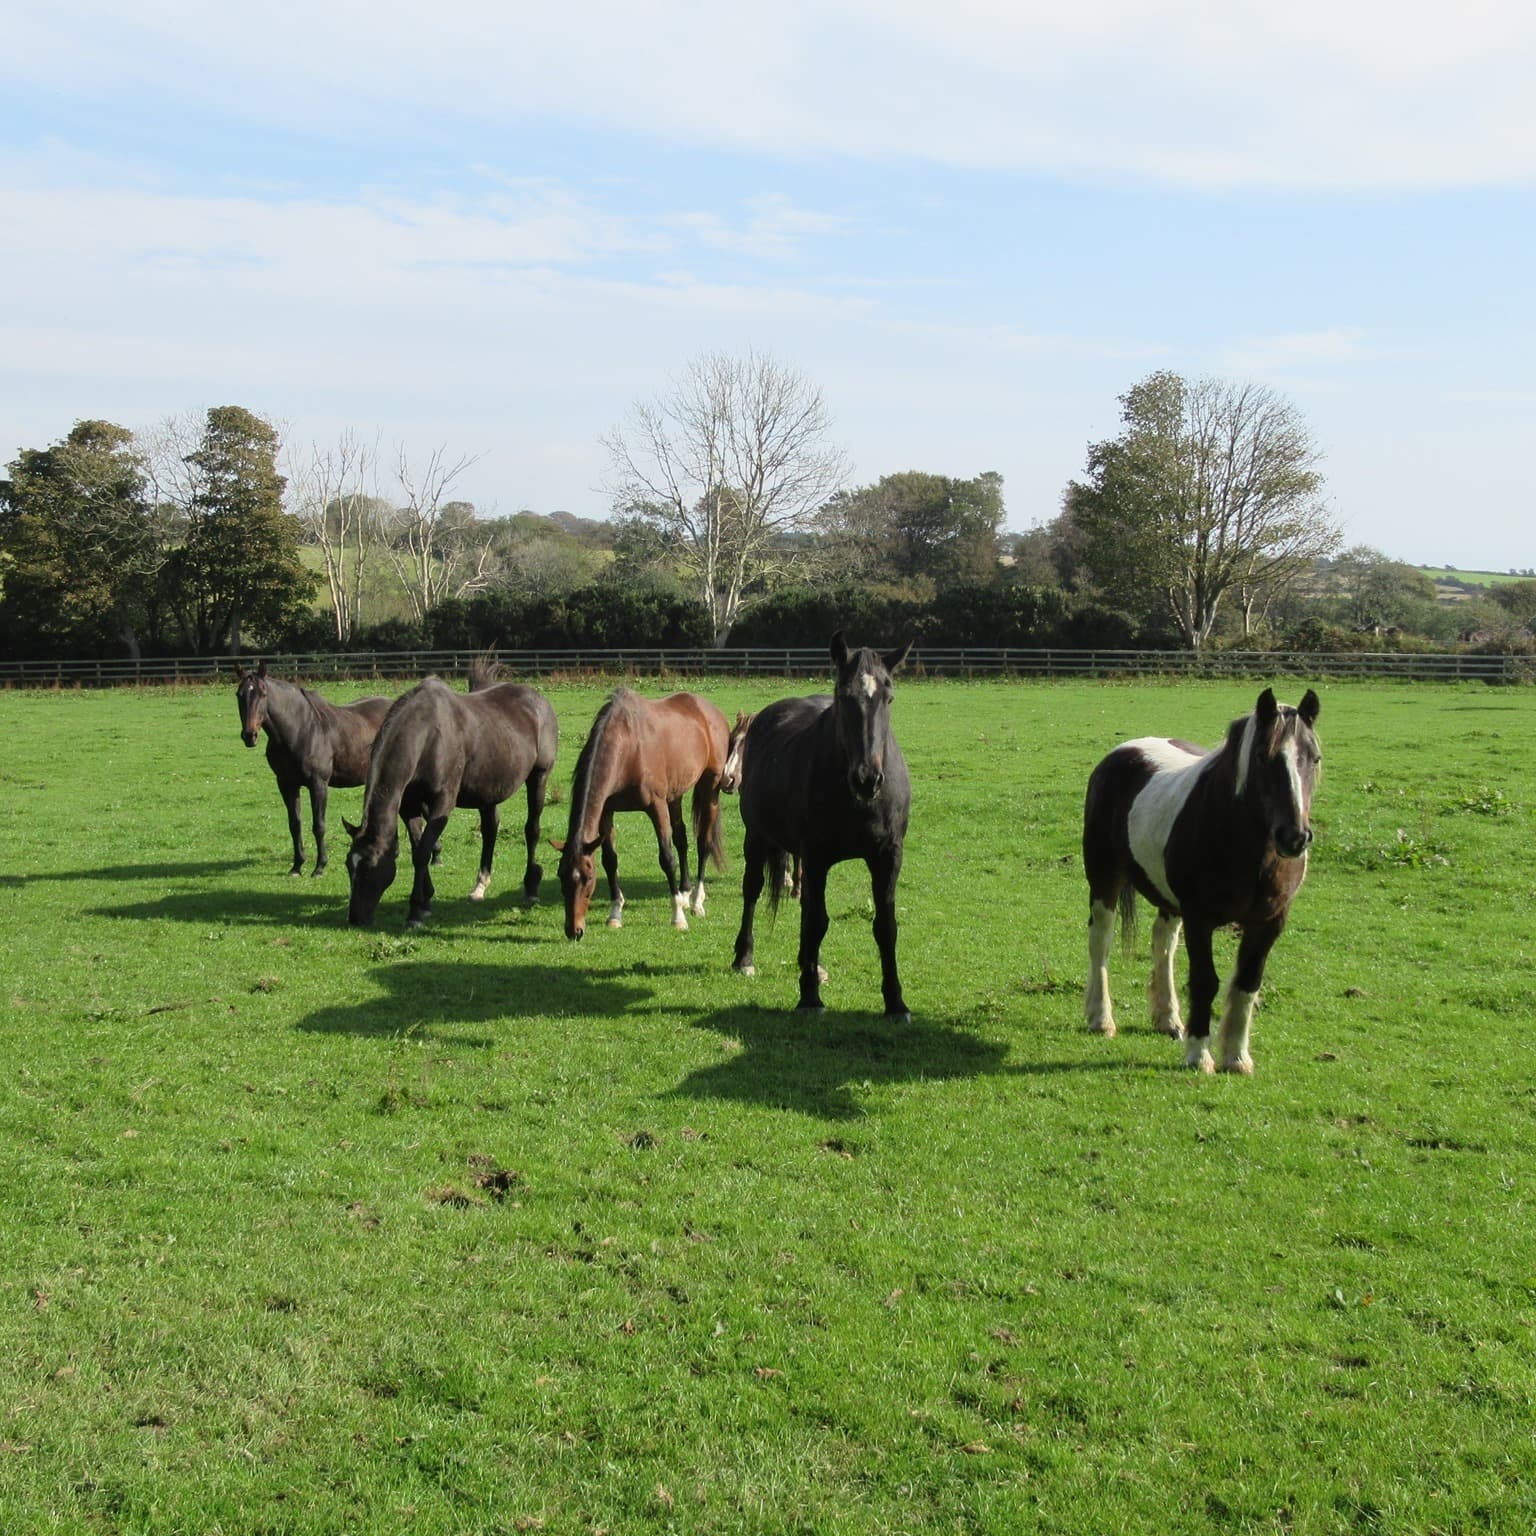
2;674;1534;1535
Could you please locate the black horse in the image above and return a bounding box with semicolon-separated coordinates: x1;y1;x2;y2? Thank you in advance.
344;662;559;927
235;662;390;877
1082;687;1322;1074
731;633;913;1019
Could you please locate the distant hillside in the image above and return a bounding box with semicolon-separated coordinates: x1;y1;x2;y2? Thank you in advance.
1418;566;1534;588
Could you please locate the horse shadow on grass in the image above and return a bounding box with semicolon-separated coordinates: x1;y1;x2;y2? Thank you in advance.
11;857;258;889
671;1001;1014;1121
295;960;655;1045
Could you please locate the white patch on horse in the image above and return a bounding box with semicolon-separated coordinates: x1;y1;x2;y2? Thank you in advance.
689;880;706;916
1282;733;1306;827
672;891;690;930
1147;910;1184;1037
860;672;878;699
606;892;625;928
1085;899;1117;1034
1234;715;1258;796
1218;985;1258;1074
468;873;491;901
1125;738;1210;908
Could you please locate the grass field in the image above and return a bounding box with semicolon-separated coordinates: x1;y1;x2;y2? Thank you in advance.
2;674;1535;1534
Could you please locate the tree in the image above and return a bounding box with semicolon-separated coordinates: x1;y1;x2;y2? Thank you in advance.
1068;372;1341;648
286;431;388;644
819;470;1005;592
0;420;162;656
381;447;493;624
158;406;315;653
1489;578;1536;628
602;350;848;646
1331;545;1438;631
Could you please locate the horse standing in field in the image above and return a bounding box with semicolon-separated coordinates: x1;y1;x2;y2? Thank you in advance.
235;662;390;877
1082;686;1322;1074
554;689;730;939
731;634;913;1020
720;710;801;900
344;660;558;927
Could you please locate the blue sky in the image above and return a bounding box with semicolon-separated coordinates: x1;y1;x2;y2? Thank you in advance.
3;1;1532;567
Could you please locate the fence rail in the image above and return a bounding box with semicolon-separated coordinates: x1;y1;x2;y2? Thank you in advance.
2;646;1532;688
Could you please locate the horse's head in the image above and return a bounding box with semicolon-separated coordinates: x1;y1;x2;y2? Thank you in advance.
830;632;912;803
720;711;754;793
343;817;398;926
235;661;269;748
552;836;601;940
1238;687;1322;859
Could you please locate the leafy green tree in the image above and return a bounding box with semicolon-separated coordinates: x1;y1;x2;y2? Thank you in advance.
0;420;161;656
1331;545;1438;631
1068;372;1341;648
820;470;1005;592
1489;578;1536;628
159;406;314;653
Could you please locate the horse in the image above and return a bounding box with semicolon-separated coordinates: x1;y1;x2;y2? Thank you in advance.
720;710;801;899
343;660;558;927
731;633;913;1019
554;689;729;940
1081;686;1322;1074
235;662;391;877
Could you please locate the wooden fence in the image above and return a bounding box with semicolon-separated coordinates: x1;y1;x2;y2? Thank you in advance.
2;647;1532;688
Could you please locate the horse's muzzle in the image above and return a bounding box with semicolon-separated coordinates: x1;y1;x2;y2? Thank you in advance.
849;767;884;802
1277;826;1313;859
241;730;259;748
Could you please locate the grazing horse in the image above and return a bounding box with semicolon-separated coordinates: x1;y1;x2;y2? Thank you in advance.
344;662;558;927
1082;687;1322;1074
720;710;801;899
235;662;390;877
731;633;913;1019
554;689;729;940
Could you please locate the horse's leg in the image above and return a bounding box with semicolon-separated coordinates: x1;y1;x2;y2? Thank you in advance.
669;797;699;917
406;813;445;927
601;816;624;928
869;846;909;1021
277;775;305;876
796;859;831;1012
308;778;330;877
732;829;768;975
1217;920;1284;1075
1085;894;1119;1035
642;799;687;930
1181;920;1220;1073
1147;909;1185;1037
468;805;499;901
521;767;548;903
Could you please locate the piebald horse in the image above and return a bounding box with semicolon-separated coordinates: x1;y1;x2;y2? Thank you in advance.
554;689;730;939
235;662;390;877
731;633;913;1019
344;662;558;927
1082;687;1321;1073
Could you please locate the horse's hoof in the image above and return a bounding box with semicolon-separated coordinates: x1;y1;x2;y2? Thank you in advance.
797;1002;825;1015
1186;1047;1216;1074
1221;1055;1255;1076
1089;1018;1117;1037
310;867;327;879
1151;1012;1184;1039
886;1008;911;1024
734;962;756;977
288;869;303;879
467;887;487;902
606;918;623;929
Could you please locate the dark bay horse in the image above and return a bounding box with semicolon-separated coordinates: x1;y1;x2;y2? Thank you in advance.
1082;686;1321;1074
235;662;390;877
555;689;729;939
731;633;913;1019
344;663;558;927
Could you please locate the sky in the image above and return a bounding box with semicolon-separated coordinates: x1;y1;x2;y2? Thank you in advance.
2;1;1532;569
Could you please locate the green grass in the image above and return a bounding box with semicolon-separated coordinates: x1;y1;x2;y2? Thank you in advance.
3;676;1536;1534
1418;566;1531;588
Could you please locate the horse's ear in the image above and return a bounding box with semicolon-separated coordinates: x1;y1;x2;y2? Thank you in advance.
829;631;852;669
256;660;268;678
548;837;566;853
883;639;913;674
235;663;246;680
582;836;603;856
1255;687;1278;723
342;817;361;839
1298;688;1320;726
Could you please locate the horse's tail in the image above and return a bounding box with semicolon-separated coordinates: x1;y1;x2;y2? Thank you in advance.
692;781;727;873
766;848;791;916
1117;883;1138;955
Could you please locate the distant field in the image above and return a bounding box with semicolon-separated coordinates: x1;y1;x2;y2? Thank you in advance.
3;675;1535;1534
1421;566;1532;587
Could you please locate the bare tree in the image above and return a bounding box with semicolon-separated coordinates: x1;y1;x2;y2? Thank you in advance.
1070;372;1342;648
382;446;493;624
286;431;385;644
602;351;849;645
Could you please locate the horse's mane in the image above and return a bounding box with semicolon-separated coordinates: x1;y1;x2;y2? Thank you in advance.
568;690;640;832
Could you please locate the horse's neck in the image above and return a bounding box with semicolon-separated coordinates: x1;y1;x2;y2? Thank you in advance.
263;679;314;740
566;716;619;842
359;728;414;847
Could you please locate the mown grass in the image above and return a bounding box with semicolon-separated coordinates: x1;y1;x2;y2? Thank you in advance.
2;674;1535;1534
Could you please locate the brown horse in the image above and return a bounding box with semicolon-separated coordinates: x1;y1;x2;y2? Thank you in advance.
344;662;559;927
554;689;729;940
235;662;390;877
1082;687;1321;1074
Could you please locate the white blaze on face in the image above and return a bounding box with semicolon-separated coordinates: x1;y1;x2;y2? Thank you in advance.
1124;738;1210;908
860;671;878;699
